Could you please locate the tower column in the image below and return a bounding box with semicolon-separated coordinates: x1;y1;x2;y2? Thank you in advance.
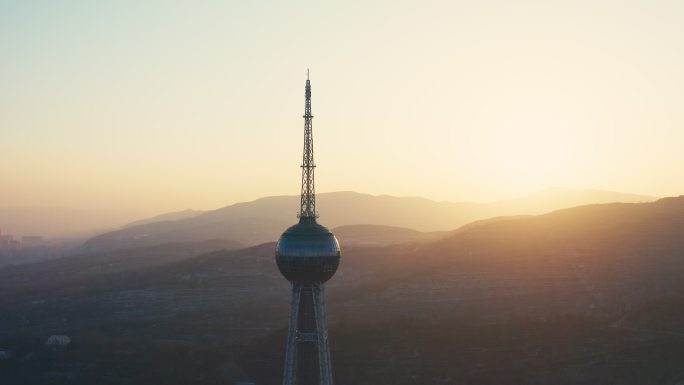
312;284;333;385
283;284;302;385
282;282;334;385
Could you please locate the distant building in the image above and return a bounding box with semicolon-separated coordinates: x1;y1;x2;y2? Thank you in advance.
0;234;16;250
22;235;43;247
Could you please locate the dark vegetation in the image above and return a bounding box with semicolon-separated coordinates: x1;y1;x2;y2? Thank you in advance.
2;197;684;384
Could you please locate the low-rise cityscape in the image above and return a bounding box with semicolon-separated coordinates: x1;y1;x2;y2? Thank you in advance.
0;228;43;251
0;228;68;266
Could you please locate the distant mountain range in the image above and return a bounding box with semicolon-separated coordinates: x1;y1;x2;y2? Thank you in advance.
81;188;655;252
7;196;684;327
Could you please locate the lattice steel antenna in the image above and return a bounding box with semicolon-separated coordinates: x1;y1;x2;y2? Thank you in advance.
299;69;317;220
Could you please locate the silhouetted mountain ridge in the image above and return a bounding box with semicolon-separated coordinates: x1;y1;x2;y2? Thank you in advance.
332;224;446;246
81;189;655;252
428;195;684;258
122;209;204;228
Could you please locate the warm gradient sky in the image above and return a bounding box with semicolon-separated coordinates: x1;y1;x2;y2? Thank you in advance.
2;1;683;219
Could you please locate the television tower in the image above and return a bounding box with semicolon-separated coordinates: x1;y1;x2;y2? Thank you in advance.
275;72;341;385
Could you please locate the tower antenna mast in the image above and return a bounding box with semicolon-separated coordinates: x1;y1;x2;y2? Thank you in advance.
299;69;317;221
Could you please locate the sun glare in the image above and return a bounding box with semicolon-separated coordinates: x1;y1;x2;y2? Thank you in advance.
483;109;580;191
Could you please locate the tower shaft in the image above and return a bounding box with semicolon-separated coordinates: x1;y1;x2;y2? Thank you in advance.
283;283;333;385
299;72;316;220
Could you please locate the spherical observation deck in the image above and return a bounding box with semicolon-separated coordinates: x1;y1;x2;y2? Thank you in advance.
276;219;341;282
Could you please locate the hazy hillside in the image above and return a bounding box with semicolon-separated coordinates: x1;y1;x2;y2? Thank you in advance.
427;195;684;260
364;196;684;320
2;197;683;384
81;189;655;252
122;209;204;228
332;224;446;246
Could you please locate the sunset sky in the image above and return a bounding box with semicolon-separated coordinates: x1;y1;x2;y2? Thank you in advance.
2;1;684;219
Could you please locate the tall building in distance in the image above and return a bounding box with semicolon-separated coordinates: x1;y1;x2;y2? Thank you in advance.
275;72;341;385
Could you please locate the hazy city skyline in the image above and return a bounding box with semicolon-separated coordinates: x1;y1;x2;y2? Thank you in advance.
2;1;683;217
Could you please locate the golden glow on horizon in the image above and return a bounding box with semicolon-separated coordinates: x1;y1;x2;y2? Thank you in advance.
1;1;684;219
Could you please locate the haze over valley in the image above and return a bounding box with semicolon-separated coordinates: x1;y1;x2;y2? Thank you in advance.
2;196;683;384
